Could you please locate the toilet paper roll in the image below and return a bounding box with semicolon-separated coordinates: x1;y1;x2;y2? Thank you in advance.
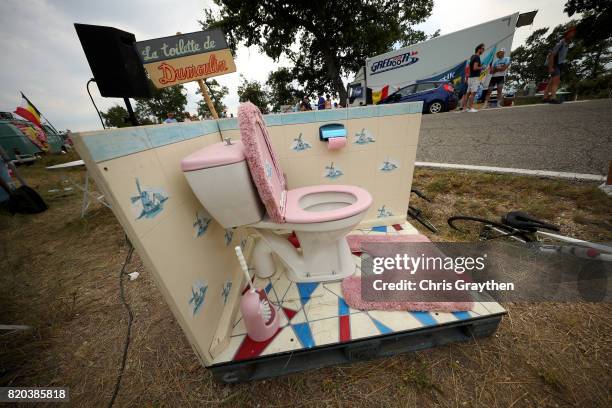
327;136;347;150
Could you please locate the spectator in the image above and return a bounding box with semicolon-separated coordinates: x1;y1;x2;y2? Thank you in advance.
461;43;485;113
456;65;469;111
300;96;312;111
183;112;192;122
324;94;332;109
317;93;325;110
542;26;576;104
333;102;339;109
483;48;510;108
163;112;177;124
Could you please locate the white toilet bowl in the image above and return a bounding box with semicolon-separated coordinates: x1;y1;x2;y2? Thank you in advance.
252;185;371;282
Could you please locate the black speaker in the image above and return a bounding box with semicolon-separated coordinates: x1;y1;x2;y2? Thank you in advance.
74;23;151;98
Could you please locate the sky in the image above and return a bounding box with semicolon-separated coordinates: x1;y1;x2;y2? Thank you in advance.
0;0;571;132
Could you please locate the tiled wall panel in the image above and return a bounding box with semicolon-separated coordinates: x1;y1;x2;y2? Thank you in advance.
73;102;422;366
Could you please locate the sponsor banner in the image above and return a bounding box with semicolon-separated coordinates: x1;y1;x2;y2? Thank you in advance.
135;29;236;88
369;51;419;76
417;60;467;87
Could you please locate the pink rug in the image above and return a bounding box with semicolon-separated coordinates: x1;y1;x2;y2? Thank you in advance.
342;236;474;312
346;233;430;253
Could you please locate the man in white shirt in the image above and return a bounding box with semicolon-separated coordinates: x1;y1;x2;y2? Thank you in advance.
483;48;510;108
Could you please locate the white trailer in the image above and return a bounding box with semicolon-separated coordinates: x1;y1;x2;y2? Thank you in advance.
347;11;537;106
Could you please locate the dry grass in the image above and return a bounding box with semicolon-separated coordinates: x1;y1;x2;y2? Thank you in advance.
1;158;611;407
413;168;611;244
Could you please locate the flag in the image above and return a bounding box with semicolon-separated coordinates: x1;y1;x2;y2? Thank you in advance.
372;85;390;104
14;92;42;127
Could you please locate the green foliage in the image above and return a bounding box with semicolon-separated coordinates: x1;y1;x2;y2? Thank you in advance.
237;75;270;114
509;3;611;95
571;72;612;98
564;0;612;47
266;67;300;112
196;79;229;118
508;19;611;92
134;81;187;123
100;105;131;128
576;37;612;80
201;0;433;104
506;27;553;90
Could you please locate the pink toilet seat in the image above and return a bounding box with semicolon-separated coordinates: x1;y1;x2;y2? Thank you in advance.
284;185;373;224
239;102;287;223
238;102;372;225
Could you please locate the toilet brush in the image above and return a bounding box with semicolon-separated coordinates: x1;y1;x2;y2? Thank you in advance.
235;246;279;342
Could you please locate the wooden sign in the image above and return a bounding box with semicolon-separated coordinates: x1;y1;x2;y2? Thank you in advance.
135;29;236;88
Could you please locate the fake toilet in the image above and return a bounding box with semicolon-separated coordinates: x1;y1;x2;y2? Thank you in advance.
181;102;372;282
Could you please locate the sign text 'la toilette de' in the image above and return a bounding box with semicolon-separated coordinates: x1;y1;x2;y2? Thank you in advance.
135;29;236;88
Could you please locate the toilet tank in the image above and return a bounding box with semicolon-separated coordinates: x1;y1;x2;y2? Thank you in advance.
181;139;265;228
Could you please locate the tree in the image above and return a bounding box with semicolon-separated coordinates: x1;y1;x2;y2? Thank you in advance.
201;0;433;105
100;105;131;128
237;75;270;114
508;16;611;91
196;79;229;118
564;1;612;79
266;67;300;112
507;28;555;90
564;0;612;47
134;81;187;123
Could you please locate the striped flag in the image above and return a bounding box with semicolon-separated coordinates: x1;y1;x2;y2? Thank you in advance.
372;85;390;104
14;92;42;127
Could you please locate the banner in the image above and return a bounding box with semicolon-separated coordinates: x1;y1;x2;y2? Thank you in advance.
135;29;236;88
416;47;497;91
416;60;468;89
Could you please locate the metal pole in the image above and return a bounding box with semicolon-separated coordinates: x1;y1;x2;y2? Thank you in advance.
87;79;106;129
41;114;60;133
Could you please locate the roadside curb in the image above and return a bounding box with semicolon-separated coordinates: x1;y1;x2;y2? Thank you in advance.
415;161;606;182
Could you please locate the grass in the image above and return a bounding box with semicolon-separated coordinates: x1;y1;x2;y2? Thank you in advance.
415;168;611;243
1;157;611;407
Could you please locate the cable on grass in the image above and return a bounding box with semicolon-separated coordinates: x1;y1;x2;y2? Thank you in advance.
107;241;135;408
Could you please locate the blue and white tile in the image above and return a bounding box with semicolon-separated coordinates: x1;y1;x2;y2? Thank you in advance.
367;310;423;332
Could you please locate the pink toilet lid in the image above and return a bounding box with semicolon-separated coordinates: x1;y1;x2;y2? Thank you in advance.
238;102;287;223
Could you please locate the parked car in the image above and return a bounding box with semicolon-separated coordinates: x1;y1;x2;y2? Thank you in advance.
377;81;458;114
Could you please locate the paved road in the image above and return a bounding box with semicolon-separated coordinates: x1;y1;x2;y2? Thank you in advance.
417;99;612;175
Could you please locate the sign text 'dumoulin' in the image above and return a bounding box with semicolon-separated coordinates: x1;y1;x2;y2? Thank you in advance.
135;29;236;88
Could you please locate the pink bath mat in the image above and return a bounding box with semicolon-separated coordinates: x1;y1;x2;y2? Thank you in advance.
342;238;474;312
346;233;431;253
